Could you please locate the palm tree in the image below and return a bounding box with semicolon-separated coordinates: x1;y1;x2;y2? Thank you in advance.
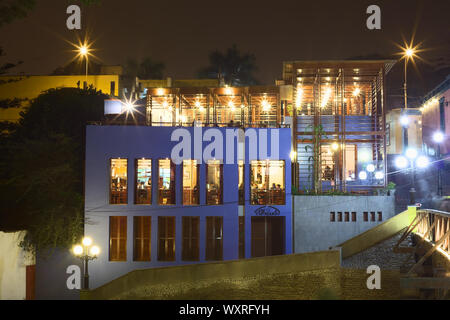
198;45;258;86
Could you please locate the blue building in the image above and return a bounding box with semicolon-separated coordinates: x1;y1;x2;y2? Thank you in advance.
85;86;292;289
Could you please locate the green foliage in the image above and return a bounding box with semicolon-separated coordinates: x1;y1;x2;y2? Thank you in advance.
198;44;258;86
386;181;396;190
0;87;108;252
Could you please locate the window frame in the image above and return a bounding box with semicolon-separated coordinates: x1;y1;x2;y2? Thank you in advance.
205;216;223;261
250;160;286;205
182;216;200;261
109;158;128;205
133;216;151;261
135;158;152;205
109;216;127;262
206;160;223;205
158;159;176;205
157;216;176;261
182;160;200;206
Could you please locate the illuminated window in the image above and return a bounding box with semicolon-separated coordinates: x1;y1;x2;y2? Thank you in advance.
158;216;175;261
158;159;175;205
133;216;151;261
250;160;285;205
206;216;223;261
183;160;199;205
109;216;127;261
238;160;244;205
110;159;127;204
135;159;151;205
206;160;223;205
182;216;199;261
344;145;357;181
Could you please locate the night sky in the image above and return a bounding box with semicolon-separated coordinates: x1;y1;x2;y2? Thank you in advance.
0;0;449;97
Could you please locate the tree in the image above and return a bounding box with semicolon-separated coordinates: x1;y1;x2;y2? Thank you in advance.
0;0;35;28
0;87;109;253
124;57;165;79
198;45;258;86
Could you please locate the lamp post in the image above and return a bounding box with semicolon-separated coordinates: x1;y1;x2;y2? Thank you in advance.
433;131;445;196
72;237;100;290
401;47;415;149
79;45;89;86
395;150;429;206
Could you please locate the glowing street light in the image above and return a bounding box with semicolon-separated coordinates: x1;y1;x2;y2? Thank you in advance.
374;171;384;180
399;115;410;126
433;131;444;143
72;236;100;290
359;171;368;180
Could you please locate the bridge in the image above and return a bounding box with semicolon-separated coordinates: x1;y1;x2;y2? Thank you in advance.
394;209;450;298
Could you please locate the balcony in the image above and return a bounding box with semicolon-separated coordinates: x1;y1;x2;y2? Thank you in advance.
103;86;289;128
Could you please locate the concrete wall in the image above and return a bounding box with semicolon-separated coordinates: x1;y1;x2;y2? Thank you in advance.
294;195;396;253
82;250;341;300
0;231;34;300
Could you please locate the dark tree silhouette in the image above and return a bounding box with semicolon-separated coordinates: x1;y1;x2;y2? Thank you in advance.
124;57;165;79
198;45;258;86
0;87;108;252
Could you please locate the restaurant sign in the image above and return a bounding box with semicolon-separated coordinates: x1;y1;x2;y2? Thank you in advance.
254;206;280;216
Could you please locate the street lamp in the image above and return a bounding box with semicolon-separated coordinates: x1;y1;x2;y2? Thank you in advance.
395;150;430;206
79;45;89;82
72;236;100;290
433;131;445;196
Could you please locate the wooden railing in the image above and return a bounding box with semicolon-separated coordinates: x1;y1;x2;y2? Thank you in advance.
415;209;450;258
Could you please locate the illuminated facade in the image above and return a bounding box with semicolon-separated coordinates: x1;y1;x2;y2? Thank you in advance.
282;60;395;193
85;85;292;289
420;75;450;156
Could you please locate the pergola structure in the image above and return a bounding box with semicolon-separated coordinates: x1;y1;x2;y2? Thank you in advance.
145;86;284;128
283;60;396;193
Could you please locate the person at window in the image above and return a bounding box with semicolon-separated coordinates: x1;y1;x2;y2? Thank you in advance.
324;165;333;181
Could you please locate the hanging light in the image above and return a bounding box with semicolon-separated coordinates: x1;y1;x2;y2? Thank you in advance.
262;100;270;111
352;87;361;96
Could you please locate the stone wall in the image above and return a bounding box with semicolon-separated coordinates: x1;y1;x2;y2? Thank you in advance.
83;250;341;300
294;195;396;253
340;269;402;300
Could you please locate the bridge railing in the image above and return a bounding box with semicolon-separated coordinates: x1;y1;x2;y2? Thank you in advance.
415;209;450;258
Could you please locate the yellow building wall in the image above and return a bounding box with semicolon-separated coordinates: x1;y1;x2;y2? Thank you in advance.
0;75;119;122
